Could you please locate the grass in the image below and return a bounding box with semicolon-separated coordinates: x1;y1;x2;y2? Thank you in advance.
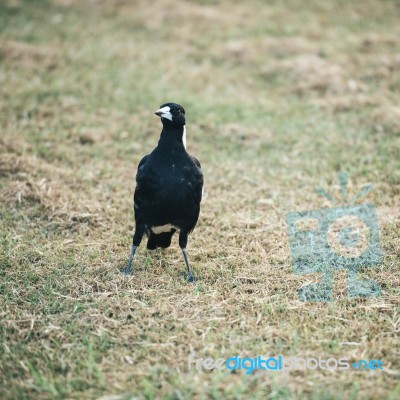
0;0;399;399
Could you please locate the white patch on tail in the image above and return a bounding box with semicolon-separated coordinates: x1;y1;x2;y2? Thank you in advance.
151;224;178;234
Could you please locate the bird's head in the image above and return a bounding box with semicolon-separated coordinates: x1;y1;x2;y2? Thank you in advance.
155;102;186;128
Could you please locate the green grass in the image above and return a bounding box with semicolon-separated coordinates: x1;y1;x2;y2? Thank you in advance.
1;0;399;399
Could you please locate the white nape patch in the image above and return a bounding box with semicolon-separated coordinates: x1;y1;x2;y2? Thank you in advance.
155;106;172;121
182;126;187;149
151;224;178;234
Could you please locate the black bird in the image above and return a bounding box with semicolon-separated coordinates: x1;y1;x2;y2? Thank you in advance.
124;102;203;281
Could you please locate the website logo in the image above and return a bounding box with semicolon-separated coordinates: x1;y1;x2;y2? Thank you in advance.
286;173;382;302
188;353;384;375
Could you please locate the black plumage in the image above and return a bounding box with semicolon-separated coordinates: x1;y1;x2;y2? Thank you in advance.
124;103;203;281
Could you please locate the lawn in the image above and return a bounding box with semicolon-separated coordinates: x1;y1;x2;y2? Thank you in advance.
0;0;399;399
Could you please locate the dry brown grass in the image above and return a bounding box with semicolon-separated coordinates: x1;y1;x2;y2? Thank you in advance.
1;0;399;399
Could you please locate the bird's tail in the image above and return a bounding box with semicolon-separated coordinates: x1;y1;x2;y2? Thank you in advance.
147;230;176;250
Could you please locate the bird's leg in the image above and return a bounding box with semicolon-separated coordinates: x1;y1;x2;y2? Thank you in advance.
123;226;144;275
123;245;137;275
179;231;195;282
182;248;195;282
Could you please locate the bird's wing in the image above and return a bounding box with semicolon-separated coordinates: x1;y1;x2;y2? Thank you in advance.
191;155;203;200
137;154;149;170
185;155;204;234
191;156;201;170
133;155;150;220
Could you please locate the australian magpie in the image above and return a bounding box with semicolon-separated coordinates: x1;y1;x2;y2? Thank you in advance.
123;102;203;281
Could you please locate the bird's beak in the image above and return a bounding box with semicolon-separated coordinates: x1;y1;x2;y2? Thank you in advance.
155;106;173;121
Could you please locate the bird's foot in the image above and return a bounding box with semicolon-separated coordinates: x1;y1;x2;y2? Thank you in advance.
187;273;196;283
122;266;133;276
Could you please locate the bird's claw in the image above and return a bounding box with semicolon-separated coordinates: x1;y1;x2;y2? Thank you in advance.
122;267;133;276
187;274;196;283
